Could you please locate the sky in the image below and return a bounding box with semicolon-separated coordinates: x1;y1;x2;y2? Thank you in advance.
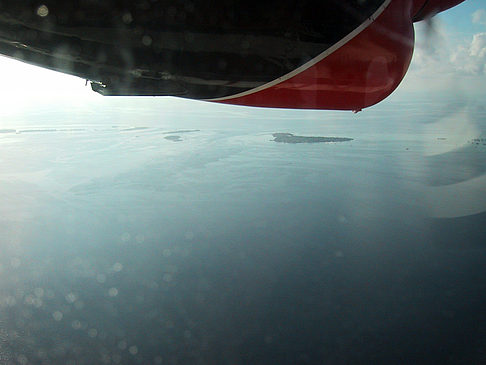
401;1;486;96
0;1;483;109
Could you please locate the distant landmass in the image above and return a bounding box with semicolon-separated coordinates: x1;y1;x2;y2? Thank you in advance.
163;129;199;142
165;135;182;142
469;138;486;146
273;133;353;144
165;129;200;135
120;127;149;131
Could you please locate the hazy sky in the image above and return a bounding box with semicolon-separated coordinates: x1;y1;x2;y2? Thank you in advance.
0;2;482;109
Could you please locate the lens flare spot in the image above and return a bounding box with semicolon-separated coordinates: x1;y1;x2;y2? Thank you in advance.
37;5;49;17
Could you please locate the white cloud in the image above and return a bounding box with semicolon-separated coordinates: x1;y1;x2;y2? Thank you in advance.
470;32;486;57
412;20;486;77
451;32;486;75
472;9;486;25
402;16;486;94
409;21;457;76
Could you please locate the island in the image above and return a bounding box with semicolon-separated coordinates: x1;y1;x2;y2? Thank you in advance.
164;129;200;134
272;133;353;144
164;135;182;142
469;138;486;146
121;127;149;131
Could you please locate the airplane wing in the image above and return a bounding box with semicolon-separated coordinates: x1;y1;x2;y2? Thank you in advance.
0;0;465;109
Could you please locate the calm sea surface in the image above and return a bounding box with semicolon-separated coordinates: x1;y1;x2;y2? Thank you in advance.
1;96;485;364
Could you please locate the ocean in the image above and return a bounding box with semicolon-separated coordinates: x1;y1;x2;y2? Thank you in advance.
1;94;485;364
